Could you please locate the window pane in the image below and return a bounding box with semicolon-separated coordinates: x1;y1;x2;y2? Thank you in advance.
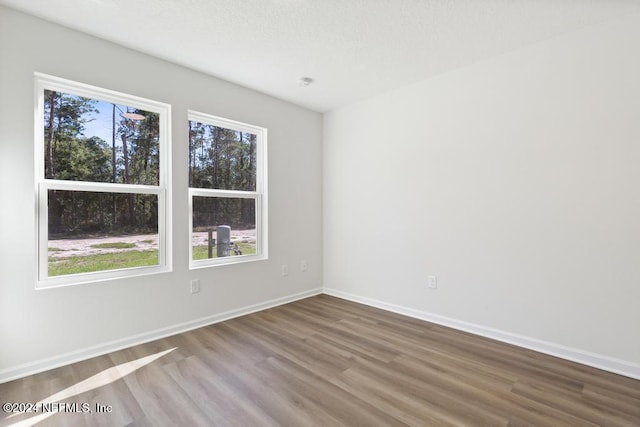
44;90;160;185
192;196;256;260
188;120;257;191
48;190;159;276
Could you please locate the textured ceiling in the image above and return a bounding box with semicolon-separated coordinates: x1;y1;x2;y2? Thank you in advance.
1;0;639;112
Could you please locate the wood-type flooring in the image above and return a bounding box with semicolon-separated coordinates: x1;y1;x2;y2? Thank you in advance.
1;294;639;426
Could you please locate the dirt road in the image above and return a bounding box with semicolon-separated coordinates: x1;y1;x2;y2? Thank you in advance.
49;229;256;257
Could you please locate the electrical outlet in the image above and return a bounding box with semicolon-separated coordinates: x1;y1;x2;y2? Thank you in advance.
427;275;437;289
301;260;308;272
190;279;200;294
282;264;289;276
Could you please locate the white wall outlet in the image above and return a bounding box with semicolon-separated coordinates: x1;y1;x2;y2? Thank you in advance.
427;275;437;289
301;260;308;272
282;264;289;276
190;279;200;294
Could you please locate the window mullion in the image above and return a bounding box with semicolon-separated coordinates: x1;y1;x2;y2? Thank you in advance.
42;180;162;195
189;188;257;199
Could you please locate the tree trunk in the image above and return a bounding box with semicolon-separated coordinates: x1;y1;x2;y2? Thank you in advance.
246;133;257;226
121;133;135;226
45;91;56;179
112;104;117;229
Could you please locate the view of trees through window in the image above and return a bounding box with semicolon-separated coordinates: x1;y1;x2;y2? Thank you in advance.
189;119;258;261
43;89;161;277
38;77;263;283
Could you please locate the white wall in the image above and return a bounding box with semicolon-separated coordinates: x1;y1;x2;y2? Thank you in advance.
324;13;640;376
0;6;322;380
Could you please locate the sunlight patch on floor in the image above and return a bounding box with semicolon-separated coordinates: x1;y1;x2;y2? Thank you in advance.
5;347;176;426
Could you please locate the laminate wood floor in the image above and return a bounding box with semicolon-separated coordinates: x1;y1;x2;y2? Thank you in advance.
1;294;639;426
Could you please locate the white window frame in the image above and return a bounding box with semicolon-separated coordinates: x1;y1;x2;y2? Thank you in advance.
34;73;172;289
188;110;268;269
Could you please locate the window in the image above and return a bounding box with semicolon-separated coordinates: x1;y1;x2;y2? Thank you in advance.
188;111;267;268
35;73;171;288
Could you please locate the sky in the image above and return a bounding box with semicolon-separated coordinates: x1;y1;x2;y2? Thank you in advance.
81;100;147;147
82;100;113;143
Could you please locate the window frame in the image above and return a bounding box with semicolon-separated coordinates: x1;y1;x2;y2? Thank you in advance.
188;110;268;269
34;73;172;289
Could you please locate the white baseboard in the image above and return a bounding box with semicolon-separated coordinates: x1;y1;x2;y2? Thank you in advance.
323;288;640;380
3;287;637;383
0;287;322;384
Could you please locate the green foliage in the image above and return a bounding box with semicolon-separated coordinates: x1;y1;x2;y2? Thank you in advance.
192;197;255;231
128;110;160;186
189;122;256;191
189;121;257;229
192;242;257;260
44;90;160;238
90;242;136;249
47;242;255;276
53;136;111;182
48;191;158;238
48;250;158;276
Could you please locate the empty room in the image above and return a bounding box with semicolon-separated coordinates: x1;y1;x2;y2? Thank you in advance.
0;1;639;425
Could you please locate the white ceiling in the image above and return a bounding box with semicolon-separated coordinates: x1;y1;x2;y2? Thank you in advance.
1;0;639;112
